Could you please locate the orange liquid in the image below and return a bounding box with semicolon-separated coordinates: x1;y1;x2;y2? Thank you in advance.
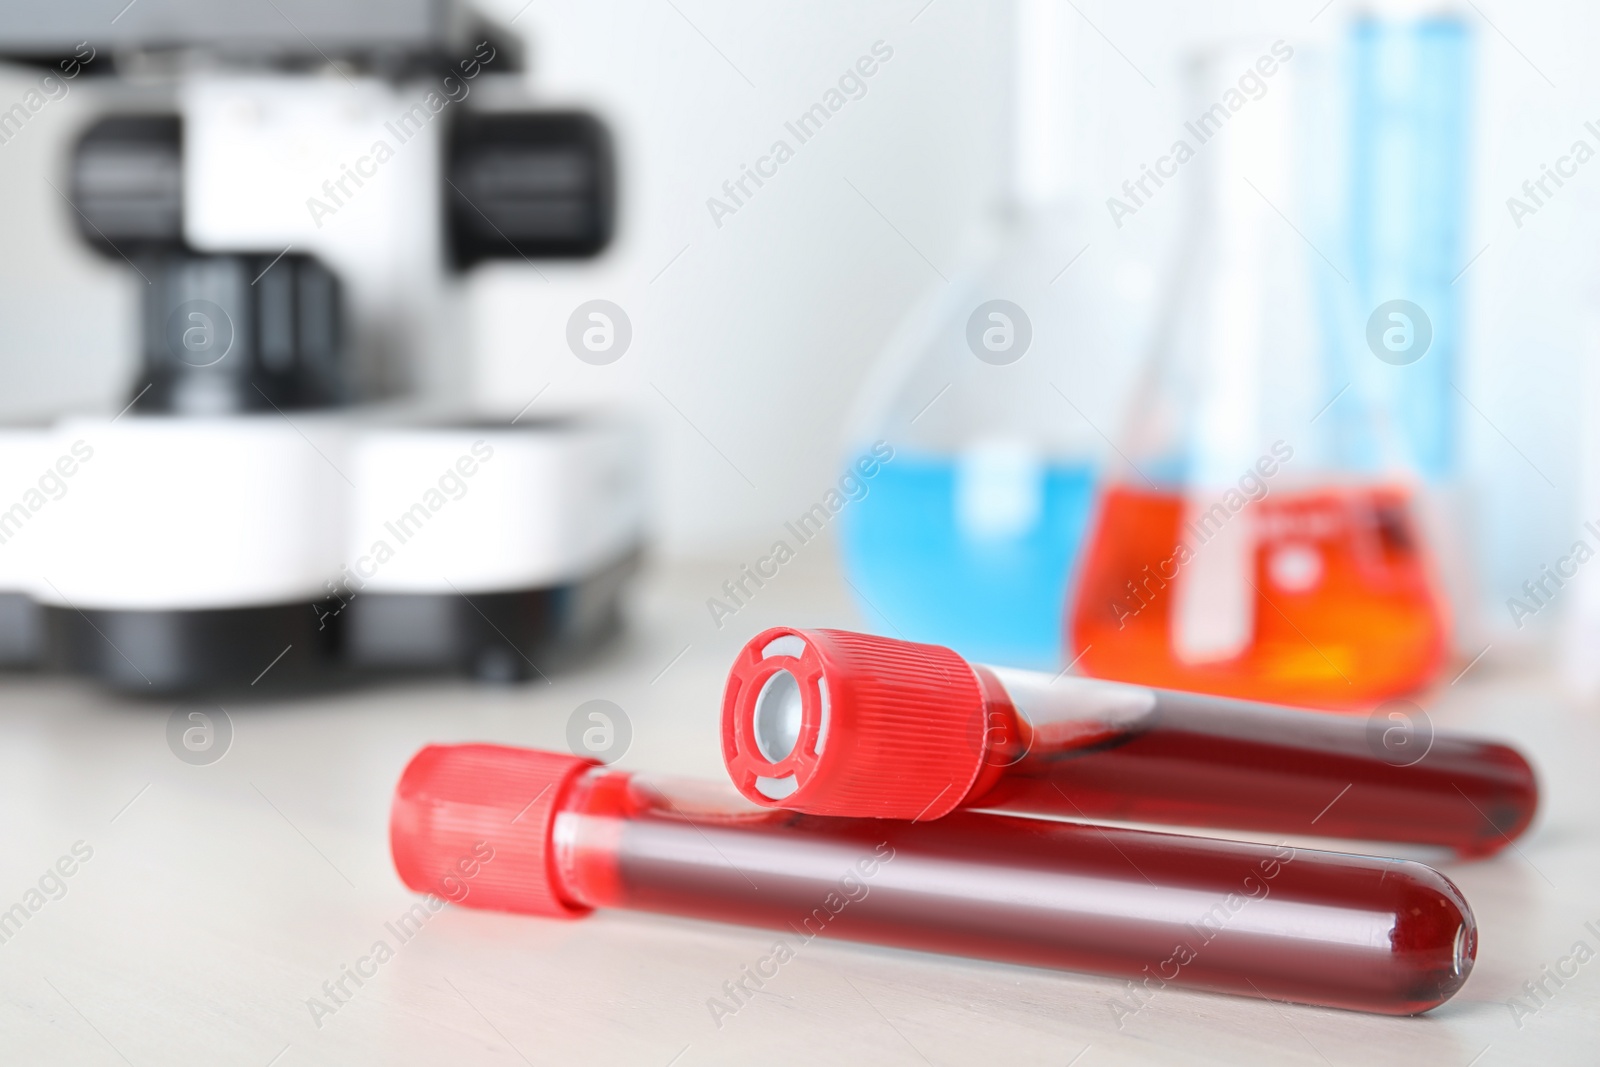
1068;484;1448;709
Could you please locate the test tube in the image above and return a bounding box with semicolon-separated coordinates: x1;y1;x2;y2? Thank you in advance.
720;628;1537;856
391;743;1475;1015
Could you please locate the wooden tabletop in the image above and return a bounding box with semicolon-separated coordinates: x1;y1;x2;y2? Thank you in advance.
0;551;1593;1066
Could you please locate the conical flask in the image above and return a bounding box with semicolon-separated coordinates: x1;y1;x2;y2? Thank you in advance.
1067;38;1450;708
837;2;1147;669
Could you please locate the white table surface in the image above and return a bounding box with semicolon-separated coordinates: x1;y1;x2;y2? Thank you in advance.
0;549;1595;1066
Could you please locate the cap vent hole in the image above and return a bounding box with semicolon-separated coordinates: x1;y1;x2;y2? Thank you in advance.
753;669;803;763
762;635;806;659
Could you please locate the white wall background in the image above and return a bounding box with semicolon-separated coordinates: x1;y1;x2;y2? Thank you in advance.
0;0;1596;645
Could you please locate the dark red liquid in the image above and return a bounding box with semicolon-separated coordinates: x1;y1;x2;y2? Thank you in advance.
556;771;1475;1015
976;690;1538;859
1070;484;1449;708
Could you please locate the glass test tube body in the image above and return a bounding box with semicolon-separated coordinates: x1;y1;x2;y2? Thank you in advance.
965;667;1537;857
553;767;1474;1015
721;628;1538;856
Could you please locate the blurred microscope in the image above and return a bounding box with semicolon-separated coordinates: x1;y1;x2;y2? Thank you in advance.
0;0;643;692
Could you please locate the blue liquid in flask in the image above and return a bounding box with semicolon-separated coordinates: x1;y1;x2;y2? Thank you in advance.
840;448;1096;670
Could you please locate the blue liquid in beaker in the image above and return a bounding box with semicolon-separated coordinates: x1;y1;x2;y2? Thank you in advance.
840;450;1096;669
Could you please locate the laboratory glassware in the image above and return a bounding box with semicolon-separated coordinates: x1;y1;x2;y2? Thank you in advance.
838;1;1146;668
1067;39;1450;707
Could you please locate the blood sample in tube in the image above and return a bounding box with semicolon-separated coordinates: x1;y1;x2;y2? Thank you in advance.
720;628;1537;857
391;743;1476;1015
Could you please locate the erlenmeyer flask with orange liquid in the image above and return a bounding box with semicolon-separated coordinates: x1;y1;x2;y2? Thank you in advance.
1067;39;1449;709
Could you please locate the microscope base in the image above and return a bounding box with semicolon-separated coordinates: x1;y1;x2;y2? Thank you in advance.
43;598;341;694
345;550;639;682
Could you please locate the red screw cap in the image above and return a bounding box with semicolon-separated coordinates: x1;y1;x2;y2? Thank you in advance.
720;627;987;820
390;743;596;918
